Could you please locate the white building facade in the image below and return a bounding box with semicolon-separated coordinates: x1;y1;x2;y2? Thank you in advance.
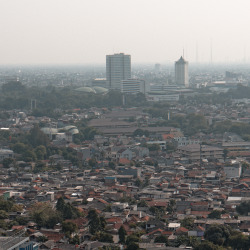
106;53;131;90
175;56;189;87
223;162;242;179
121;79;145;94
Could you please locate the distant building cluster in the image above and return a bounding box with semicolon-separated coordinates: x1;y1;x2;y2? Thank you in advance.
93;53;189;101
86;53;190;100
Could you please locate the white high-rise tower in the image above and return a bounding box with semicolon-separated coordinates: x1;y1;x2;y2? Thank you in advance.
106;53;131;90
175;56;189;87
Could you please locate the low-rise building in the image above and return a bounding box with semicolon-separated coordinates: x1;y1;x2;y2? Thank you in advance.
177;144;223;161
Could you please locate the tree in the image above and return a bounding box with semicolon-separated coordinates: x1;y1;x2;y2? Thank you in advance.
137;200;148;207
154;234;168;244
176;235;199;248
15;216;29;225
88;158;97;168
63;203;74;219
55;198;80;220
62;221;78;235
24;150;37;162
70;234;80;245
35;145;47;160
204;224;232;246
37;235;48;242
27;125;49;147
0;197;14;211
223;149;229;161
194;241;220;250
96;232;114;243
12;143;28;154
147;143;160;152
126;242;139;250
133;129;149;137
141;177;149;188
100;216;107;230
166;141;177;153
33;161;46;173
30;202;62;228
135;178;142;187
2;158;14;168
167;199;176;214
242;162;250;174
118;225;127;243
208;210;221;219
88;209;105;235
108;161;115;169
228;233;250;250
11;204;23;212
126;234;140;246
56;197;66;212
236;201;250;215
46;212;62;229
149;206;165;219
2;81;25;93
0;210;8;219
180;217;195;230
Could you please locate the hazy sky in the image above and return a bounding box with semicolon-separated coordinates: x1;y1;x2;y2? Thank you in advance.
0;0;249;65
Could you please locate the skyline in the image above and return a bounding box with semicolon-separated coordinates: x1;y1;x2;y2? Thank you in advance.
0;0;250;65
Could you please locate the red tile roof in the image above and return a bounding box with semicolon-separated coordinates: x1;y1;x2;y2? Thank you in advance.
12;225;26;230
119;158;131;165
175;227;188;234
106;217;123;224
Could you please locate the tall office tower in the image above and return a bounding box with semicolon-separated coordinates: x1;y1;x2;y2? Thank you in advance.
155;63;161;72
106;53;131;89
175;56;189;87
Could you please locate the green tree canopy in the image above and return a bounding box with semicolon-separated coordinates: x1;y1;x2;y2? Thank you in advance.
236;201;250;215
208;210;222;219
30;202;62;228
95;232;114;243
154;234;168;244
194;241;221;250
2;158;14;168
88;209;106;235
118;225;127;243
204;224;232;246
62;221;78;235
27;125;49;148
180;217;195;230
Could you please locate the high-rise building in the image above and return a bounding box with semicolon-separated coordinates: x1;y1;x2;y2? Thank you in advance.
155;63;161;72
175;56;189;87
106;53;131;89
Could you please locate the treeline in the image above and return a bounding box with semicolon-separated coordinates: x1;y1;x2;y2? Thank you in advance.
2;81;250;116
0;125;81;170
212;120;250;140
144;106;209;136
0;81;147;115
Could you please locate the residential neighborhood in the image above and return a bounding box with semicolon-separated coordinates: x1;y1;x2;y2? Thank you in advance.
1;96;250;249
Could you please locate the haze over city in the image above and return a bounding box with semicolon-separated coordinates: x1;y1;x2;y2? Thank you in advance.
3;1;250;249
1;0;250;65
